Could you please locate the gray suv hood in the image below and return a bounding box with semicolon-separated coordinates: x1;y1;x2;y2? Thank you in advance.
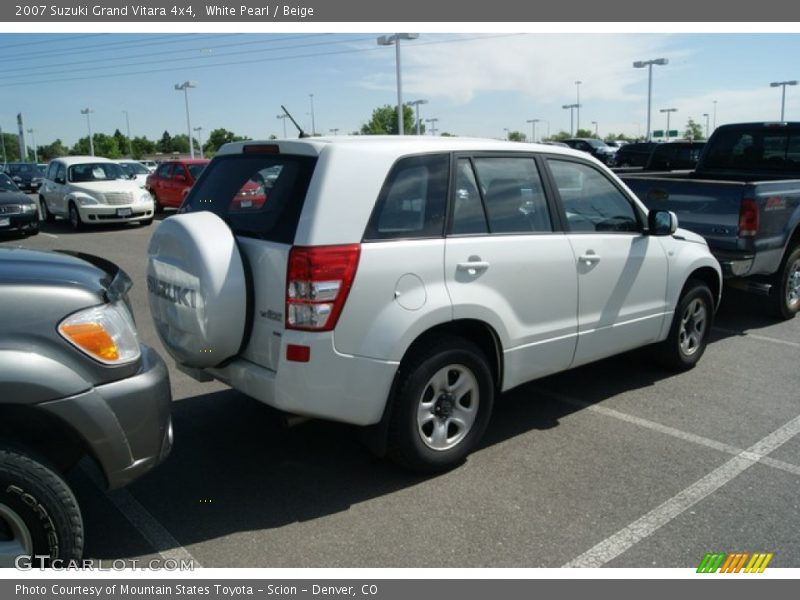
0;247;111;297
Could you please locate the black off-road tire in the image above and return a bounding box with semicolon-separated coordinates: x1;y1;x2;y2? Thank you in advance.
68;202;83;232
654;279;714;372
0;447;84;567
767;244;800;320
386;337;495;473
39;197;55;223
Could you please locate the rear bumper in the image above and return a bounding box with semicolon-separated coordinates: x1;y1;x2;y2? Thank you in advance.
204;333;398;426
713;250;755;278
38;344;173;489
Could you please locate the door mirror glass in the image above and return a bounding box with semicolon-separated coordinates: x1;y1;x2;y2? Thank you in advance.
648;209;678;236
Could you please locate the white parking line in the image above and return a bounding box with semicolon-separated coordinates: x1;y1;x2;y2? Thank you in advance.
714;326;800;349
107;488;202;568
562;413;800;567
540;390;800;477
39;232;58;239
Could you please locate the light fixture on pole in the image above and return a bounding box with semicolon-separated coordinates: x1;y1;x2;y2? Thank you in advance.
407;99;428;135
562;104;579;136
591;121;598;137
122;110;133;156
276;114;288;138
80;108;95;156
660;108;677;141
633;58;668;141
526;119;540;143
425;118;438;136
702;113;710;138
174;81;197;158
309;93;316;135
377;33;419;136
26;128;37;162
769;80;797;121
575;80;582;133
193;126;204;159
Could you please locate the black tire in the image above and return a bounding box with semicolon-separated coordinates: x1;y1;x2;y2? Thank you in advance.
654;279;714;371
39;197;55;223
0;447;83;567
767;244;800;320
387;337;494;473
150;190;163;214
68;202;83;231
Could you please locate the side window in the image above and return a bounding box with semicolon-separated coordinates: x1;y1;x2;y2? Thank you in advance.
364;154;448;240
45;163;57;180
472;157;552;234
172;165;187;180
56;164;66;182
451;158;487;234
548;159;640;233
156;163;172;178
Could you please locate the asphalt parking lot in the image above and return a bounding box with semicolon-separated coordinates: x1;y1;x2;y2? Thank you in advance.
2;204;799;569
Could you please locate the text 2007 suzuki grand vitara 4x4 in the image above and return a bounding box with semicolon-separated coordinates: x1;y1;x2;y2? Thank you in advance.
147;137;721;472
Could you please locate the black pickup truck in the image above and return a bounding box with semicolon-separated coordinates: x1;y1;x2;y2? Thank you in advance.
620;122;800;319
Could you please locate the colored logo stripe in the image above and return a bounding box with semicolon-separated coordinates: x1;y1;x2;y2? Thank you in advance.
697;552;773;573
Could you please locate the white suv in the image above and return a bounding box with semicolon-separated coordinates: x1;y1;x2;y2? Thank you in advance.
147;137;722;472
39;156;155;230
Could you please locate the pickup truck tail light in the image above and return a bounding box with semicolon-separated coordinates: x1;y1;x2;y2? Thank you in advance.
738;198;759;238
286;244;361;331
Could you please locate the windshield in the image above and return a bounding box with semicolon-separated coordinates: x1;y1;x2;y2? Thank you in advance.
68;163;126;182
119;161;150;175
0;174;18;191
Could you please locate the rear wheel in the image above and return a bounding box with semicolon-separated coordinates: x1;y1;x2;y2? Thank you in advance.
150;190;163;213
0;448;83;567
768;244;800;320
654;280;714;371
387;337;494;473
68;202;83;231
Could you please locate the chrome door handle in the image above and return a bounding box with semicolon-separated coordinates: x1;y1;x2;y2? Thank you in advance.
579;253;601;264
456;261;490;273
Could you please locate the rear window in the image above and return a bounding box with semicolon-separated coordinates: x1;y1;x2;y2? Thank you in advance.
703;126;800;172
180;153;316;244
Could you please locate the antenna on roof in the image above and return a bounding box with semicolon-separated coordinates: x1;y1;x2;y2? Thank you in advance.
280;105;310;138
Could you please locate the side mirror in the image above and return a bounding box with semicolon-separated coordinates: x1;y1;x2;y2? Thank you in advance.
55;176;65;184
648;209;678;236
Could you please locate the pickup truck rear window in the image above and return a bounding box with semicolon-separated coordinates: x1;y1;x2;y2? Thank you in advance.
180;154;316;244
704;127;800;172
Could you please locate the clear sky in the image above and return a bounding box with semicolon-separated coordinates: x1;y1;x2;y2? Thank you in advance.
1;32;799;147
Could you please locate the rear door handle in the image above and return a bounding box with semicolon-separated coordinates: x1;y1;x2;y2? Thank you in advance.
579;253;601;264
456;261;490;273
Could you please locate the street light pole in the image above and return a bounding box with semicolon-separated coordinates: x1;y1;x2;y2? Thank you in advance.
26;128;37;162
309;93;316;135
660;108;677;141
425;118;438;136
712;100;717;130
633;58;668;141
174;81;197;158
591;121;598;137
407;99;428;135
702;113;710;138
562;104;579;136
80;108;95;156
276;114;287;137
770;80;798;121
575;80;582;134
377;33;419;135
193;126;204;159
329;128;340;136
122;110;133;156
526;119;540;143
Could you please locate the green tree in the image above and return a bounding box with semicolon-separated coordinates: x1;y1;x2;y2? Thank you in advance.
360;105;421;135
507;131;526;142
157;131;173;154
204;128;246;155
113;128;131;156
575;128;595;138
39;139;69;161
551;130;572;141
1;132;22;162
684;119;704;141
130;136;156;159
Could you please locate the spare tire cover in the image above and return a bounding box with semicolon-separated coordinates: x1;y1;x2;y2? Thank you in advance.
147;212;247;368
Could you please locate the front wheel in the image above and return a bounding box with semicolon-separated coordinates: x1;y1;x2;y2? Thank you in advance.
768;244;800;320
387;337;494;473
654;280;714;371
68;202;83;231
0;448;84;567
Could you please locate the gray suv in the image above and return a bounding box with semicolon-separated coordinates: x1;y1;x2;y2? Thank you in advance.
0;247;172;566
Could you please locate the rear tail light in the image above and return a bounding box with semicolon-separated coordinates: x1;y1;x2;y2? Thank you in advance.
286;244;361;331
738;198;759;237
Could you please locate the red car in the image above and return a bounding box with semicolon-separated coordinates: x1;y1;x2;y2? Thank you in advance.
146;159;209;211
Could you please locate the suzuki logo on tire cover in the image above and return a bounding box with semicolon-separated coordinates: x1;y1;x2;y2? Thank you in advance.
147;276;198;308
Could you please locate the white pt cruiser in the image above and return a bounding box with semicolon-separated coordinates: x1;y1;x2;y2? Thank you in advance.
147;137;722;472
